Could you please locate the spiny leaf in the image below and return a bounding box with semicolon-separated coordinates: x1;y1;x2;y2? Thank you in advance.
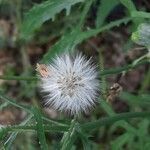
120;0;142;25
0;127;7;140
4;115;33;149
42;29;79;63
76;125;92;150
96;0;119;28
20;0;84;40
32;107;48;150
42;17;131;63
120;0;136;12
61;119;77;150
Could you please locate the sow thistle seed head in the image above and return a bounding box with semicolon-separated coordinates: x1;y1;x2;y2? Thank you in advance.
37;54;99;115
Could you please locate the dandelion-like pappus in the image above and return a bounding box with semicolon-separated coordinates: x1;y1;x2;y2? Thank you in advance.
37;54;99;115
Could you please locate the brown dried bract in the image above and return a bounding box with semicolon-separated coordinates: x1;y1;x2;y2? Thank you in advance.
36;63;49;78
106;83;123;102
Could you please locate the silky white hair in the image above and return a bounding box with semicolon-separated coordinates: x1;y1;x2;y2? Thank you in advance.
39;53;99;115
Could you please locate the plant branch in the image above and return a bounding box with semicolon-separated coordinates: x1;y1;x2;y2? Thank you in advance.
0;76;37;81
100;59;149;76
82;111;150;132
1;124;68;139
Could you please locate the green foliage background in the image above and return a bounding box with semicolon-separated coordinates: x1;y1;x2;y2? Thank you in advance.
0;0;150;149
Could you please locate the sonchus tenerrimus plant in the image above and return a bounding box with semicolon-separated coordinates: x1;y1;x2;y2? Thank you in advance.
37;53;100;116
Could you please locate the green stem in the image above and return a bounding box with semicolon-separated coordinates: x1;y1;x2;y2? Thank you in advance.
100;59;149;76
6;124;67;133
99;48;107;94
0;102;9;110
139;68;150;94
79;17;131;40
0;75;37;81
1;124;68;141
82;111;150;132
132;54;147;66
100;99;115;116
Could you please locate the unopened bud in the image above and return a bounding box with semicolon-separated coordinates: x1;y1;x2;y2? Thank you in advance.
132;23;150;48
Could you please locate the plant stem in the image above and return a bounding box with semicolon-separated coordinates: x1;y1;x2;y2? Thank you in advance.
138;68;150;94
1;124;68;140
99;48;107;94
79;17;131;40
100;59;149;76
82;111;150;131
0;76;37;81
0;102;9;110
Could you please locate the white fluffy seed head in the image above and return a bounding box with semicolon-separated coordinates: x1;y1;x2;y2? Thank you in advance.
39;53;99;115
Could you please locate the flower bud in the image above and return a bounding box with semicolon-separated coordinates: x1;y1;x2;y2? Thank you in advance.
132;23;150;48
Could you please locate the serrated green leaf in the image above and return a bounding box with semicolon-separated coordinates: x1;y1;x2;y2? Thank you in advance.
42;29;79;63
42;17;130;63
20;0;84;40
96;0;119;28
32;107;48;150
4;115;33;149
120;0;136;12
120;0;142;26
77;125;92;150
61;119;77;150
